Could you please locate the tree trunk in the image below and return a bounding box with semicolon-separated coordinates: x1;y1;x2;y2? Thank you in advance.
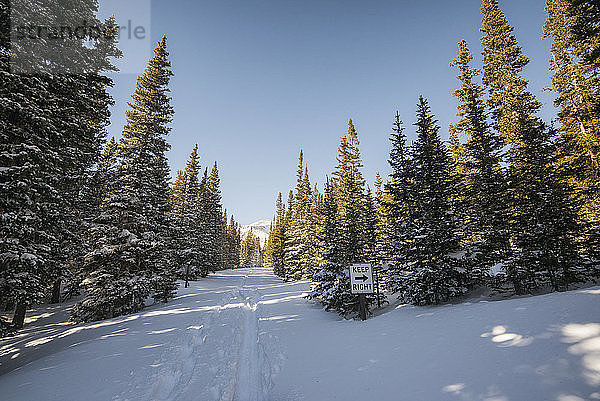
12;303;26;329
51;279;62;304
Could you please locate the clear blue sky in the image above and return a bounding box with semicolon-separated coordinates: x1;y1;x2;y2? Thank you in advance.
103;0;557;225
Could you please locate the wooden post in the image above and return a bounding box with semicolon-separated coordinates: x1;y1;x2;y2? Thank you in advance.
50;279;61;304
358;294;367;321
374;265;381;308
12;302;26;329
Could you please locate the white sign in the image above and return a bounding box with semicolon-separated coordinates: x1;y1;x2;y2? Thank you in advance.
349;264;374;294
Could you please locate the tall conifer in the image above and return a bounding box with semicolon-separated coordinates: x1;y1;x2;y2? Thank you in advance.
450;40;508;284
395;97;466;305
544;0;600;274
73;37;176;322
481;1;580;292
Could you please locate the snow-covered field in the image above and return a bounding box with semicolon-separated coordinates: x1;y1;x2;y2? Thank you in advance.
1;268;599;401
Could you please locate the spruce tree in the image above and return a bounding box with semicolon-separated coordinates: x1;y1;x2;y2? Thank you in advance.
311;119;383;317
481;0;541;143
284;151;315;280
171;145;206;285
385;112;414;293
227;215;241;269
544;0;600;275
207;162;224;271
197;168;211;275
241;231;261;267
395;97;466;305
333;120;367;265
371;172;393;289
363;187;379;264
567;0;600;67
72;37;176;322
221;210;232;270
1;0;119;329
449;40;508;284
482;1;581;292
267;192;287;277
310;178;349;313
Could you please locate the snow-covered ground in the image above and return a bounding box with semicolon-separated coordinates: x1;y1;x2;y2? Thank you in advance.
1;268;599;401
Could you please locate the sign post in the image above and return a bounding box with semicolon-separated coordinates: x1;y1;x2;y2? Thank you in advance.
349;263;374;320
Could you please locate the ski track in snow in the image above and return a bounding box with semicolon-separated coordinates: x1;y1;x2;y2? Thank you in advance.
231;283;261;401
116;272;275;401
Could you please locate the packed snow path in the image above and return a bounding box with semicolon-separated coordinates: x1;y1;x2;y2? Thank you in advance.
1;268;599;401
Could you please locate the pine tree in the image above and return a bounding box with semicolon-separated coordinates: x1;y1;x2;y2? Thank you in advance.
371;172;392;289
284;151;315;280
449;39;508;284
170;145;207;285
395;97;466;305
481;0;542;143
363;187;379;263
482;1;581;292
197;168;211;275
567;0;600;67
544;0;600;274
0;0;119;330
266;192;287;277
385;112;414;292
206;162;224;271
310;178;349;313
240;231;261;267
311;119;383;317
333;120;367;265
72;37;176;322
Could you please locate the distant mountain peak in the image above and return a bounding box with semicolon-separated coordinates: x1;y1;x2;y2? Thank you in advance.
240;219;271;245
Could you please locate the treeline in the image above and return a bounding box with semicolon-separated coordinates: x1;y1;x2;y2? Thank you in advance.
265;0;599;318
0;2;239;335
240;230;264;268
170;145;242;287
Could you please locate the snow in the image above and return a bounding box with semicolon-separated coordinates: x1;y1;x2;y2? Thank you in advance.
1;268;599;401
240;220;271;245
490;262;505;276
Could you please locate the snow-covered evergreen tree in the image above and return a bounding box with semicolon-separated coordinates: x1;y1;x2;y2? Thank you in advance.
310;178;350;313
311;120;384;317
384;112;414;292
449;39;509;285
241;231;262;267
394;97;466;306
72;36;176;322
284;151;316;280
481;0;581;293
170;145;207;285
206;162;225;271
0;0;119;329
544;0;600;277
266;192;287;276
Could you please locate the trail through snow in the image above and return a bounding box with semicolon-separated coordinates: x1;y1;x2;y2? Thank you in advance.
1;268;599;401
0;269;284;401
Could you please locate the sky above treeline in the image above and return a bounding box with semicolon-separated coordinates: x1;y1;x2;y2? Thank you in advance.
102;0;557;225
